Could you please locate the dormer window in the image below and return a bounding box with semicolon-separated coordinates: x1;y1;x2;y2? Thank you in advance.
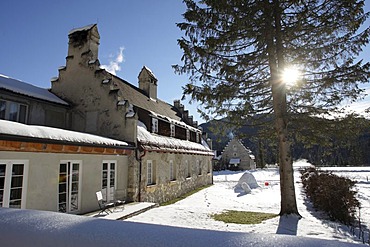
186;129;190;141
170;124;175;137
152;118;158;133
196;132;200;143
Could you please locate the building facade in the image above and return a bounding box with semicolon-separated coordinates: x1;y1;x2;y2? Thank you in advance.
221;137;256;170
0;119;132;214
50;24;214;204
46;24;215;206
0;24;213;213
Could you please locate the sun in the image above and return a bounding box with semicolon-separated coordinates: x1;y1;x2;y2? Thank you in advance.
282;67;300;86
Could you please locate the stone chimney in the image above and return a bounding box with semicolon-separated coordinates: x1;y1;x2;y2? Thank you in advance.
138;66;157;100
173;100;181;109
183;110;189;119
66;24;100;67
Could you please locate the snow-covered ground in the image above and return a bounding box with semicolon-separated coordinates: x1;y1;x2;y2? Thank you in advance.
128;160;370;245
1;160;368;246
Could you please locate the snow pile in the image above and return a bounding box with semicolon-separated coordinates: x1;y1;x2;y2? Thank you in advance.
293;159;314;168
234;171;259;194
0;120;129;147
137;123;213;155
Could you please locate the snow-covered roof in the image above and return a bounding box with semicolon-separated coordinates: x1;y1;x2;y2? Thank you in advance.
68;24;96;35
137;123;213;155
0;74;68;105
0;120;130;147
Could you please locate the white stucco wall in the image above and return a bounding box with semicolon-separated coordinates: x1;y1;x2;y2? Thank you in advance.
0;151;129;214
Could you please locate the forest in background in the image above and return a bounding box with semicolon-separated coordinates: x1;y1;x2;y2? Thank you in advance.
201;115;370;167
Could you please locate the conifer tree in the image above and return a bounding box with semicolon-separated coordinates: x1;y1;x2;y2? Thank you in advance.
174;0;370;215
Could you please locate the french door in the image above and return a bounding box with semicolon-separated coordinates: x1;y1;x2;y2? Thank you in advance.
0;160;28;209
58;161;81;213
102;161;116;202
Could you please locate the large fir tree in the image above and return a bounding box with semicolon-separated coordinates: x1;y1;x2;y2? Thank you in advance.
174;0;370;215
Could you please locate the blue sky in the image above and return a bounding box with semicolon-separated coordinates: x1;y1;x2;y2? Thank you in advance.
1;0;370;123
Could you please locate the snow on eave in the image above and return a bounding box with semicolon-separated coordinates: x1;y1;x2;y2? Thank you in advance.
137;124;213;155
0;74;69;106
0;120;130;147
149;111;200;133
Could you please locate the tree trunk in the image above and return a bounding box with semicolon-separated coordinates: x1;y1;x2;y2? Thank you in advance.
273;86;299;216
265;0;300;216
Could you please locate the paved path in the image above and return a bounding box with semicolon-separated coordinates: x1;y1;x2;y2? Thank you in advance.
85;202;157;220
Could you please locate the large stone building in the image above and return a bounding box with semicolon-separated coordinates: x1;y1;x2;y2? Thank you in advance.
0;24;213;214
51;24;213;204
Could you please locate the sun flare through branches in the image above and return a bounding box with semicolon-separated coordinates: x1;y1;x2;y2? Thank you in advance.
282;67;300;87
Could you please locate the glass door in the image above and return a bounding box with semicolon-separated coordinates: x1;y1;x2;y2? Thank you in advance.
102;161;116;202
0;161;26;209
0;164;5;207
58;161;81;213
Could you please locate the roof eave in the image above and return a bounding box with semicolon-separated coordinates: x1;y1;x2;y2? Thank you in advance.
0;133;135;150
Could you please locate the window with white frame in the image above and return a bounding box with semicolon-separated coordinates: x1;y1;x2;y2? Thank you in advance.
207;160;211;174
58;161;81;213
0;160;28;209
152;118;158;133
196;132;200;143
186;129;190;141
169;160;176;181
0;100;27;123
147;160;156;185
102;161;116;202
170;124;175;137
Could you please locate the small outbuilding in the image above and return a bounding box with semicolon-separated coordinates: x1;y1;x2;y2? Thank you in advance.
221;137;256;170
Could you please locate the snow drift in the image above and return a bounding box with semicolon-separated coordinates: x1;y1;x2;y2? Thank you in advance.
0;208;362;247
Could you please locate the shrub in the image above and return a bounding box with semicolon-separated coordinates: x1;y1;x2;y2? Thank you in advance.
301;167;360;225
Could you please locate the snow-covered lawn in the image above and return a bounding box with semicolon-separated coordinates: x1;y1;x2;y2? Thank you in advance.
127;160;370;245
